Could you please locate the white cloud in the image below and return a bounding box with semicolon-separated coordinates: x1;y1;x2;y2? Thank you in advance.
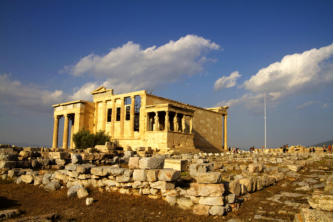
66;34;220;93
217;44;333;109
70;82;100;101
244;44;332;97
0;74;65;112
214;71;241;90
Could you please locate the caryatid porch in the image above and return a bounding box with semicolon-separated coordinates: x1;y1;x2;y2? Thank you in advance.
145;104;195;149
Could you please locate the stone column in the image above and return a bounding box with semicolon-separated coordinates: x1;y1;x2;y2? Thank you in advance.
94;102;98;133
224;114;228;150
52;115;59;148
182;114;186;133
130;95;135;137
101;101;106;132
189;116;193;134
63;114;69;149
165;111;169;132
120;98;124;138
154;112;159;131
73;112;81;148
70;115;74;149
139;95;146;139
173;113;178;132
111;99;116;138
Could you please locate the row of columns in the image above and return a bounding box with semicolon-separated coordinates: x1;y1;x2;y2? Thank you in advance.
96;95;137;139
151;111;192;133
52;114;75;149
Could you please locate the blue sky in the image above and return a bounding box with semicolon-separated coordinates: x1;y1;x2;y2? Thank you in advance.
0;0;332;148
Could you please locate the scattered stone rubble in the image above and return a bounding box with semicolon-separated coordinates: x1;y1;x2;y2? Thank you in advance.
0;144;332;220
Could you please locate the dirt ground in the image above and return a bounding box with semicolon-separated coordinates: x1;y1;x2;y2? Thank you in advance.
1;157;332;222
0;182;222;222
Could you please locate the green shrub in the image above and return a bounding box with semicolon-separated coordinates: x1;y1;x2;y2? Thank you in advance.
94;131;110;145
73;130;110;149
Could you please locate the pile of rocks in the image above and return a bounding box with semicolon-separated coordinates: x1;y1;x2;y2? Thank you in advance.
295;175;333;222
0;146;332;218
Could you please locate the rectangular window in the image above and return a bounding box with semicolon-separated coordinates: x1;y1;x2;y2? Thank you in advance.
124;97;131;105
134;95;141;131
116;107;121;121
125;106;130;120
107;109;112;122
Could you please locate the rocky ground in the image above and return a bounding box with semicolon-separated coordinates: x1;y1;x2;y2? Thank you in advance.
223;155;333;221
1;181;219;222
0;146;332;221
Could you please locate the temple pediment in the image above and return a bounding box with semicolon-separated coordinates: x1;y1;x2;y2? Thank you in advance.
91;86;107;95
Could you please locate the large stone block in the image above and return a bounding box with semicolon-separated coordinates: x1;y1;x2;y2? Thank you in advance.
226;194;236;204
189;163;212;177
139;157;164;169
199;197;224;206
177;197;193;210
133;169;146;182
44;181;61;191
193;204;210;215
76;164;94;174
239;177;255;193
53;171;68;182
209;206;225;216
65;163;78;171
128;157;140;169
165;196;177;206
91;166;120;177
21;175;34;184
42;173;52;185
67;184;83;197
48;152;69;159
71;154;82;164
163;159;187;171
195;172;221;184
77;187;89;199
187;183;224;197
109;167;125;176
158;169;180;182
146;170;159;182
150;181;174;190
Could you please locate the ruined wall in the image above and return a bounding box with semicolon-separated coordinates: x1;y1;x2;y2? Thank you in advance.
191;108;223;152
167;132;194;150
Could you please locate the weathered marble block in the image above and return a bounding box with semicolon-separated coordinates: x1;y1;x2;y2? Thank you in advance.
163;159;187;171
195;172;221;184
158;169;180;182
187;183;224;197
139;157;164;169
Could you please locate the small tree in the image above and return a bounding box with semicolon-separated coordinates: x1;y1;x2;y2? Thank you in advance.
73;129;95;149
73;130;110;149
94;131;110;145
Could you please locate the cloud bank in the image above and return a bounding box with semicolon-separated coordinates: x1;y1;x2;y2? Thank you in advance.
0;74;65;112
66;34;220;94
217;44;333;110
1;35;221;112
214;71;241;90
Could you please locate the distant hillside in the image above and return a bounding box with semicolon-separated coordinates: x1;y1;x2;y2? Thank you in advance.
312;140;333;147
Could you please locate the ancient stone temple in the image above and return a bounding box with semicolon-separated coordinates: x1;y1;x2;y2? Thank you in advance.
52;87;228;152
